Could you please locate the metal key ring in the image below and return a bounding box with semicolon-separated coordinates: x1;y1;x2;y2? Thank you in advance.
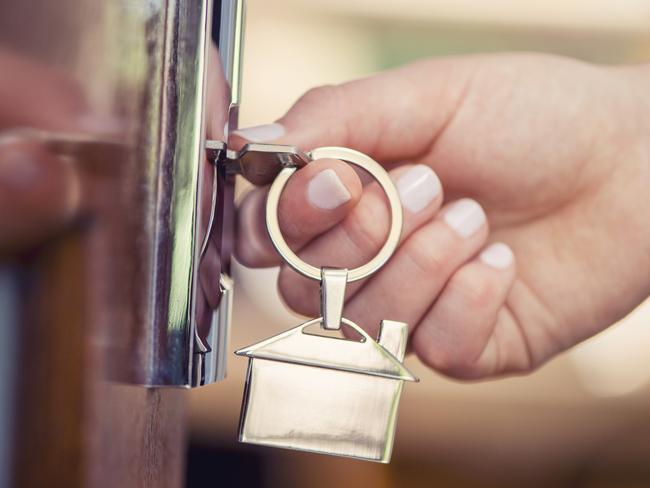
265;146;403;282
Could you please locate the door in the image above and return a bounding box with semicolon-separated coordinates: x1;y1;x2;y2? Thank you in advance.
0;1;240;486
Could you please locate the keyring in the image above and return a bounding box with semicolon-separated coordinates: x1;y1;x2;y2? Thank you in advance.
265;146;403;283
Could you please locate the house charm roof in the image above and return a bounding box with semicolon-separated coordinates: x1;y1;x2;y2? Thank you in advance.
236;317;417;381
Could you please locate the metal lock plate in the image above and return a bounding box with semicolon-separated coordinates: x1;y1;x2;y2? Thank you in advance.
194;141;309;386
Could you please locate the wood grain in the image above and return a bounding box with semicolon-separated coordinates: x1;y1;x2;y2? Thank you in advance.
11;226;187;488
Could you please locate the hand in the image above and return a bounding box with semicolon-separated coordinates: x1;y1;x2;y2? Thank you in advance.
235;53;650;379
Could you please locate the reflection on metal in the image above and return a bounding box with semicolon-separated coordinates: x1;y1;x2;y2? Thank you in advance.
193;274;233;385
0;129;124;158
205;139;226;158
236;317;416;463
191;0;244;387
219;0;245;107
320;268;348;330
223;142;310;185
0;0;243;388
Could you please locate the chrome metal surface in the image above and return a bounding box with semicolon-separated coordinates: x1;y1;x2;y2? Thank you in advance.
191;0;246;386
236;317;416;381
320;267;348;331
219;0;245;108
193;274;233;385
225;143;309;185
377;320;409;361
240;361;404;463
0;0;244;388
236;317;416;463
266;146;403;282
206;141;308;185
205;139;226;161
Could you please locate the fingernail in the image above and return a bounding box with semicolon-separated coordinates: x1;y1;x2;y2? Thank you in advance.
480;242;514;269
443;198;486;238
232;122;285;142
396;164;441;213
306;168;351;210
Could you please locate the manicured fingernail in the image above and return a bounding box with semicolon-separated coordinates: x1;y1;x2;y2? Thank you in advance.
232;122;285;142
443;198;486;238
396;164;441;213
480;242;514;269
306;168;351;210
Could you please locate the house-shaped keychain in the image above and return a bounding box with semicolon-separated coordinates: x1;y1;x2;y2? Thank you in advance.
236;317;418;463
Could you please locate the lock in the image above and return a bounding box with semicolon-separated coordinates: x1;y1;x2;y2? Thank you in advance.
194;141;310;387
207;141;310;186
195;141;313;384
0;0;251;389
0;1;321;390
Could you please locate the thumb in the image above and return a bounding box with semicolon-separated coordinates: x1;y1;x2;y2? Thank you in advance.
232;58;471;162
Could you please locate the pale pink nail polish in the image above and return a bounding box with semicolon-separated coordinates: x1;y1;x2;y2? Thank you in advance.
443;198;486;238
306;169;351;210
480;242;514;269
396;165;441;213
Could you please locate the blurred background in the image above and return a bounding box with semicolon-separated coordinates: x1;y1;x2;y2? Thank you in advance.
187;1;650;487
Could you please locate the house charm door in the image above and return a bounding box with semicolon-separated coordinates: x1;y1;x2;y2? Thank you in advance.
236;146;418;463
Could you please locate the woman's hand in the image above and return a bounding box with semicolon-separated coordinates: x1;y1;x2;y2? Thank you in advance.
235;53;650;379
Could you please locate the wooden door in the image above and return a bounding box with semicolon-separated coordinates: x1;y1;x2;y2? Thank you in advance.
0;1;231;486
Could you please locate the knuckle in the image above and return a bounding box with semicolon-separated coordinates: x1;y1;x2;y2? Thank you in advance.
296;84;342;111
447;270;497;310
340;193;390;257
403;230;454;277
412;340;445;371
415;342;483;379
412;337;470;376
277;207;303;241
234;244;256;268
